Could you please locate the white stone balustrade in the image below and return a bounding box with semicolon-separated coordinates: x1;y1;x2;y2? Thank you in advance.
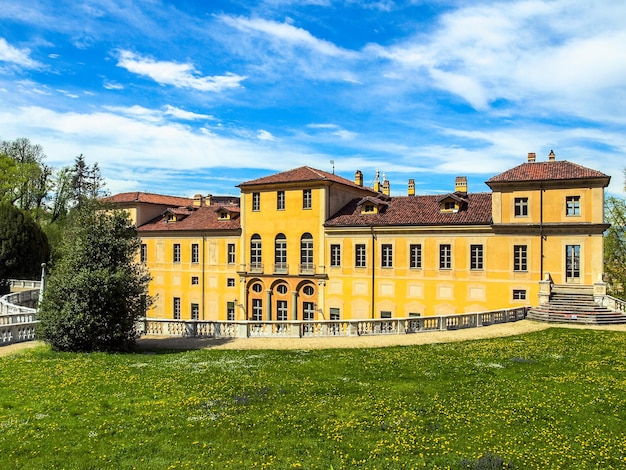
0;289;39;346
139;307;528;340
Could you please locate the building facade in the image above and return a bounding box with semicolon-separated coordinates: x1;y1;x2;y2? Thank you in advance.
106;152;610;321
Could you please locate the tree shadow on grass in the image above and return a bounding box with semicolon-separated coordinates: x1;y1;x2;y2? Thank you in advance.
134;335;235;353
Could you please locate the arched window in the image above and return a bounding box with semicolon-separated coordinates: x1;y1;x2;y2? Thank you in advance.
274;234;287;273
250;234;262;271
300;233;314;273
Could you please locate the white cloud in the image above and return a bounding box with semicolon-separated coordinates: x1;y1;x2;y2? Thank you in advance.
0;37;41;68
102;105;214;123
0;105;333;193
164;105;214;121
370;0;626;120
116;50;247;92
56;89;79;99
103;80;124;90
219;16;355;58
257;130;275;141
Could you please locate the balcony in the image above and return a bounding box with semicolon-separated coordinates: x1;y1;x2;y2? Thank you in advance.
249;262;264;274
299;263;316;275
273;263;289;274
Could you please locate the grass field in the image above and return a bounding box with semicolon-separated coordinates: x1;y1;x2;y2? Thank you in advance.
1;328;625;469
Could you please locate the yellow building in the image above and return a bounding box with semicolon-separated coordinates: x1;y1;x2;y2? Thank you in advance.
106;152;610;321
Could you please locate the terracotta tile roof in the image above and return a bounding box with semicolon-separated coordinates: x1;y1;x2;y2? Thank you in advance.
138;205;241;232
487;160;610;185
238;166;377;193
325;193;492;227
103;192;194;207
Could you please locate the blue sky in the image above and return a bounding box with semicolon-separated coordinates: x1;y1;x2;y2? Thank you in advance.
1;0;624;198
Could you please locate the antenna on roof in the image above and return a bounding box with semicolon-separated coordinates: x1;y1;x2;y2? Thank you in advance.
330;160;335;174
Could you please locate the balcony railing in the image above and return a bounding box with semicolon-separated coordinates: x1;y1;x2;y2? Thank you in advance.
273;263;289;274
248;262;264;274
299;263;316;275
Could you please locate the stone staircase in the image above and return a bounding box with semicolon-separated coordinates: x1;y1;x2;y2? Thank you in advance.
527;284;626;324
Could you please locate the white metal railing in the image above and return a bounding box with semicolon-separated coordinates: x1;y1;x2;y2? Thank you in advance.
139;307;528;339
0;289;39;346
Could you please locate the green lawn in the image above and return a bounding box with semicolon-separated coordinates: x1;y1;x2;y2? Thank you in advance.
1;328;625;469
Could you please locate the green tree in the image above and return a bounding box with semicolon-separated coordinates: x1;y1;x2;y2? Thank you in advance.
37;202;151;352
0;138;50;213
604;194;626;299
0;202;50;294
71;154;106;209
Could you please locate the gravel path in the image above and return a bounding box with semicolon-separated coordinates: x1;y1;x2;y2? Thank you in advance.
3;320;625;356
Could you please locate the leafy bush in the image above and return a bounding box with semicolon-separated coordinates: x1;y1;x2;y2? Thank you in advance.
37;202;151;351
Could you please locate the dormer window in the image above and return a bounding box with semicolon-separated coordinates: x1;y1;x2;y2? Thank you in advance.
164;207;191;223
438;194;466;213
218;210;230;220
358;196;387;215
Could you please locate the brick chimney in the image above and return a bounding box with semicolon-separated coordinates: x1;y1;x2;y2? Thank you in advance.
527;152;536;162
455;176;468;194
408;179;415;196
548;150;555;161
355;170;363;187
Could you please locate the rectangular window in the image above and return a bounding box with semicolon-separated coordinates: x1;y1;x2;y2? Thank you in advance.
513;290;527;300
330;244;341;267
355;244;366;268
252;192;260;211
227;278;235;287
252;299;263;321
303;189;312;209
514;245;527;271
227;243;236;264
470;244;483;270
381;244;393;268
191;276;199;285
303;301;315;320
514;197;529;217
140;243;147;263
380;310;392;319
277;300;288;321
227;301;235;321
566;196;581;216
410;244;422;269
191;243;199;263
191;303;199;320
173;297;181;319
439;244;451;269
329;308;340;320
173;243;181;263
277;190;285;210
